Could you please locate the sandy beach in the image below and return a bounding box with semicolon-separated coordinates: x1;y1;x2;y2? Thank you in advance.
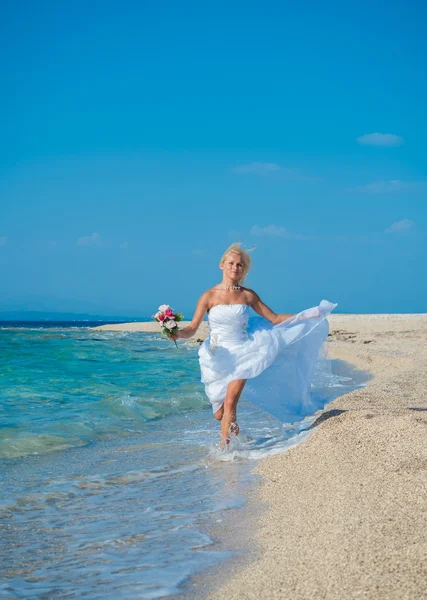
96;315;427;599
208;314;427;600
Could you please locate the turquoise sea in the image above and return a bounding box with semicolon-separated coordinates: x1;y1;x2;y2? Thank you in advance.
0;322;368;598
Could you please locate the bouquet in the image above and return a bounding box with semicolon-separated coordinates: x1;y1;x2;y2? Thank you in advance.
152;304;184;348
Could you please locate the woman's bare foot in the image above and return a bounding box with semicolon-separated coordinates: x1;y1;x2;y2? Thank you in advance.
219;435;230;449
230;422;240;436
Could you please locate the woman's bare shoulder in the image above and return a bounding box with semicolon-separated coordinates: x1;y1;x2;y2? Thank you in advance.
241;287;260;306
199;287;221;304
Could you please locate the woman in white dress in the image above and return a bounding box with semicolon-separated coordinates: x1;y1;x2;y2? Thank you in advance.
173;243;336;445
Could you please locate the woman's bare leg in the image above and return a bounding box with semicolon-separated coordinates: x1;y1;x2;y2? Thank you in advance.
214;406;224;421
220;379;247;444
214;405;238;435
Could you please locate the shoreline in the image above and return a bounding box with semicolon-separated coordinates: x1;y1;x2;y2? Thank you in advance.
205;314;427;600
94;314;427;598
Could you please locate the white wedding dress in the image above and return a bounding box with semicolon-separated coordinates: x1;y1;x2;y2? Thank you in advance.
198;300;337;423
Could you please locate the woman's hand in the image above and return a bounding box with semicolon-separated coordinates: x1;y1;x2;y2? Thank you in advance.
171;326;195;340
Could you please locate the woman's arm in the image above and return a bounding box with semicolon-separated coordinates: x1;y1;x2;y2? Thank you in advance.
251;293;294;325
172;292;210;340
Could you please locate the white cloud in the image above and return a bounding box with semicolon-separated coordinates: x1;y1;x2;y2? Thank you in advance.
362;180;405;193
232;162;283;176
250;225;315;240
251;225;288;237
385;219;414;234
232;162;317;182
0;236;7;247
358;180;426;194
356;133;404;147
77;232;102;247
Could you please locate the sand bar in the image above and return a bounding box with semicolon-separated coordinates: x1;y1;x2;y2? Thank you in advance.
92;320;209;339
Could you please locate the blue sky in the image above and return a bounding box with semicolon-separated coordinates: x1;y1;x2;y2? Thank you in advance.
1;0;426;316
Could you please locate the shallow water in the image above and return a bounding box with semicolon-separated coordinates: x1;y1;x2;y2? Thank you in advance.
0;325;368;598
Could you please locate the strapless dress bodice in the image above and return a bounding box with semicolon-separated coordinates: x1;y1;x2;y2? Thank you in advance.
207;304;250;345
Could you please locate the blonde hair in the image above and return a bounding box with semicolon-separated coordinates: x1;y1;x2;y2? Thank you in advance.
220;242;253;283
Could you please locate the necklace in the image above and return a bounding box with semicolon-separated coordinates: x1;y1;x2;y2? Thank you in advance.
222;284;241;290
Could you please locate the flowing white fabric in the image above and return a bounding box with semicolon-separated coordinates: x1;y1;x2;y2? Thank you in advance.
198;300;337;422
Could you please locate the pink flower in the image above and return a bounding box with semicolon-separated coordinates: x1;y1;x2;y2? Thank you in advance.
164;320;176;330
165;309;174;317
158;313;166;322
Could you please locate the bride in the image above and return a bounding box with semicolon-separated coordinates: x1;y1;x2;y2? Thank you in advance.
172;243;336;445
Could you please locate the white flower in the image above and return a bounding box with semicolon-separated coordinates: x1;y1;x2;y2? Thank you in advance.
158;304;170;312
164;320;176;330
154;311;161;320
